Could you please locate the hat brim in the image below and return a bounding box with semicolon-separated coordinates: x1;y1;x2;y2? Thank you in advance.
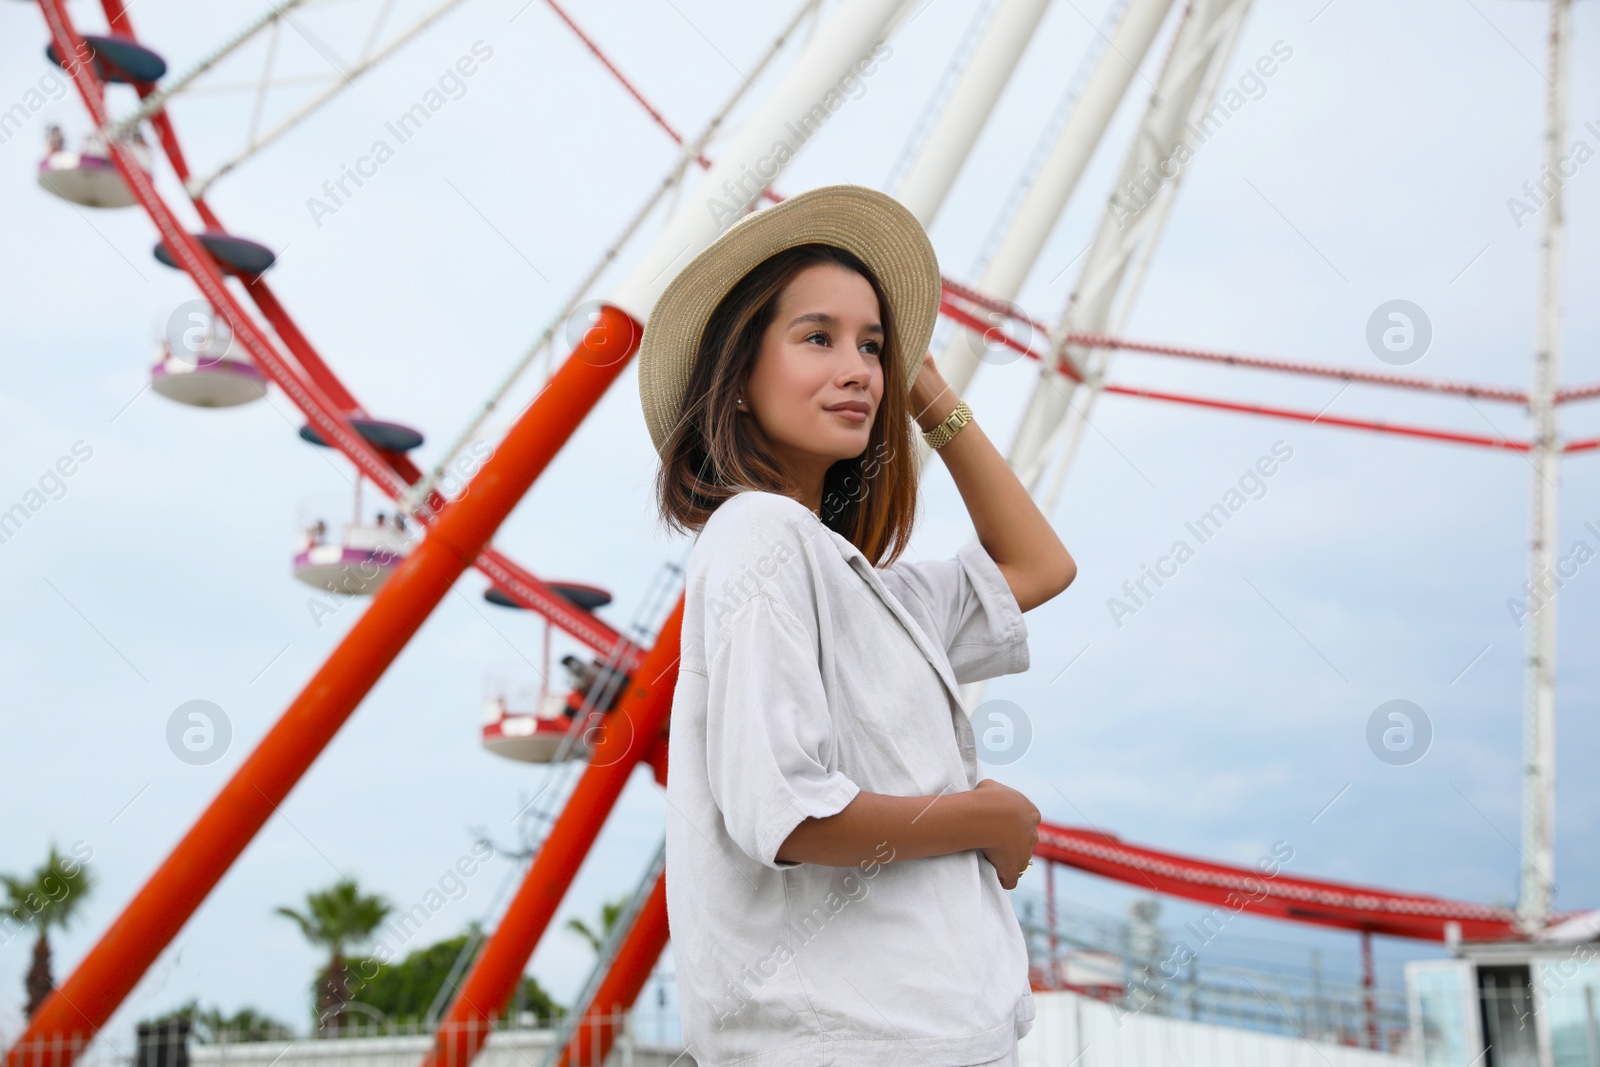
637;184;941;456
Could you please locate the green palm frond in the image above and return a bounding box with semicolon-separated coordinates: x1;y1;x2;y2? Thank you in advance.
1;842;93;935
275;877;392;956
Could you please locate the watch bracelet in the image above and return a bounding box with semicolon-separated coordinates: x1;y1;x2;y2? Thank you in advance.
922;400;973;450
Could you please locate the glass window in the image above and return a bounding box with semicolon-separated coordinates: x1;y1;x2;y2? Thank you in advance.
1409;960;1478;1066
1538;957;1600;1067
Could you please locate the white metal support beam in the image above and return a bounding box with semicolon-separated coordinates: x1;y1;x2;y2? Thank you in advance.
934;0;1178;399
1006;0;1253;492
894;0;1055;225
1517;0;1571;934
608;0;909;321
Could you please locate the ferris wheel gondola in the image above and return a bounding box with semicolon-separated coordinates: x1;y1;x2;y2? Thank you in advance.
37;123;153;208
152;230;276;276
297;417;424;452
480;581;620;765
46;32;167;84
484;581;611;612
149;338;268;409
292;510;411;596
481;692;590;765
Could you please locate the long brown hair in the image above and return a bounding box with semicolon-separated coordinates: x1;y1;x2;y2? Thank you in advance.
651;242;920;567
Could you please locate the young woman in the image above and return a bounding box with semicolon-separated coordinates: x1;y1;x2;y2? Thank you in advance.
641;185;1076;1067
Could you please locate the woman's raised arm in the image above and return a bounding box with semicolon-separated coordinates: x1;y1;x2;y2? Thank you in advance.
908;352;1077;613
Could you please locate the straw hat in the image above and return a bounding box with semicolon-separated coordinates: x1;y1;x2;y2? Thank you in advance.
637;184;941;456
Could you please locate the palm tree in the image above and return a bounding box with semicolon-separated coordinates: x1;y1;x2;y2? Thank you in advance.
563;895;629;955
189;1004;296;1043
275;877;391;1035
2;843;94;1018
140;1001;295;1046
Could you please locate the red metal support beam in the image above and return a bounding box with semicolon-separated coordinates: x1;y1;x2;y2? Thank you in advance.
244;278;367;417
1071;331;1532;406
1361;929;1378;1050
1556;382;1600;404
552;867;671;1067
422;608;682;1067
10;302;641;1062
937;296;1082;382
938;289;1532;407
1101;382;1534;452
1035;823;1531;942
96;0;225;232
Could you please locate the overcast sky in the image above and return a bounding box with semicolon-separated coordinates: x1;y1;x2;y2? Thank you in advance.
2;0;1597;1048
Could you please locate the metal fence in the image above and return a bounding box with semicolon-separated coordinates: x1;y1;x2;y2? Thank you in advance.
1018;906;1412;1053
4;1013;690;1067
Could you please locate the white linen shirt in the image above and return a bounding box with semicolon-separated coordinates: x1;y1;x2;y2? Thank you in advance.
664;490;1036;1066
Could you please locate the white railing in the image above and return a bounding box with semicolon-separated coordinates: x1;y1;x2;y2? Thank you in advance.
8;1014;687;1067
1022;988;1410;1066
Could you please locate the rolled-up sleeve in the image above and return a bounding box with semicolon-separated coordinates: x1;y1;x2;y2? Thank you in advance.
703;590;861;870
878;538;1030;685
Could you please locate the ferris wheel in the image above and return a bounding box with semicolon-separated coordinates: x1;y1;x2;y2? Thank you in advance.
7;0;1595;1065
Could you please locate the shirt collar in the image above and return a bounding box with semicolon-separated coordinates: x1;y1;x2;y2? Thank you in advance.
814;521;968;713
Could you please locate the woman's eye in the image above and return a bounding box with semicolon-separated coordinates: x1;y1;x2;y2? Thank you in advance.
803;331;879;356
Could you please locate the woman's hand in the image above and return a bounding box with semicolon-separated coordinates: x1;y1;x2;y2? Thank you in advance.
973;778;1040;890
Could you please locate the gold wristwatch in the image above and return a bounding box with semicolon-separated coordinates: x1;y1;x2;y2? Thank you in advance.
922;400;973;450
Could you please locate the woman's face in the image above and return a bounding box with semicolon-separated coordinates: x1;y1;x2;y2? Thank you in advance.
741;262;885;481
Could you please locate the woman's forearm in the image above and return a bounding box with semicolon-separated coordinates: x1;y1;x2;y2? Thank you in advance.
774;788;991;868
906;355;1076;612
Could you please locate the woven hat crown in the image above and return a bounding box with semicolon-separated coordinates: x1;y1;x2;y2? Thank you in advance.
637;184;941;456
